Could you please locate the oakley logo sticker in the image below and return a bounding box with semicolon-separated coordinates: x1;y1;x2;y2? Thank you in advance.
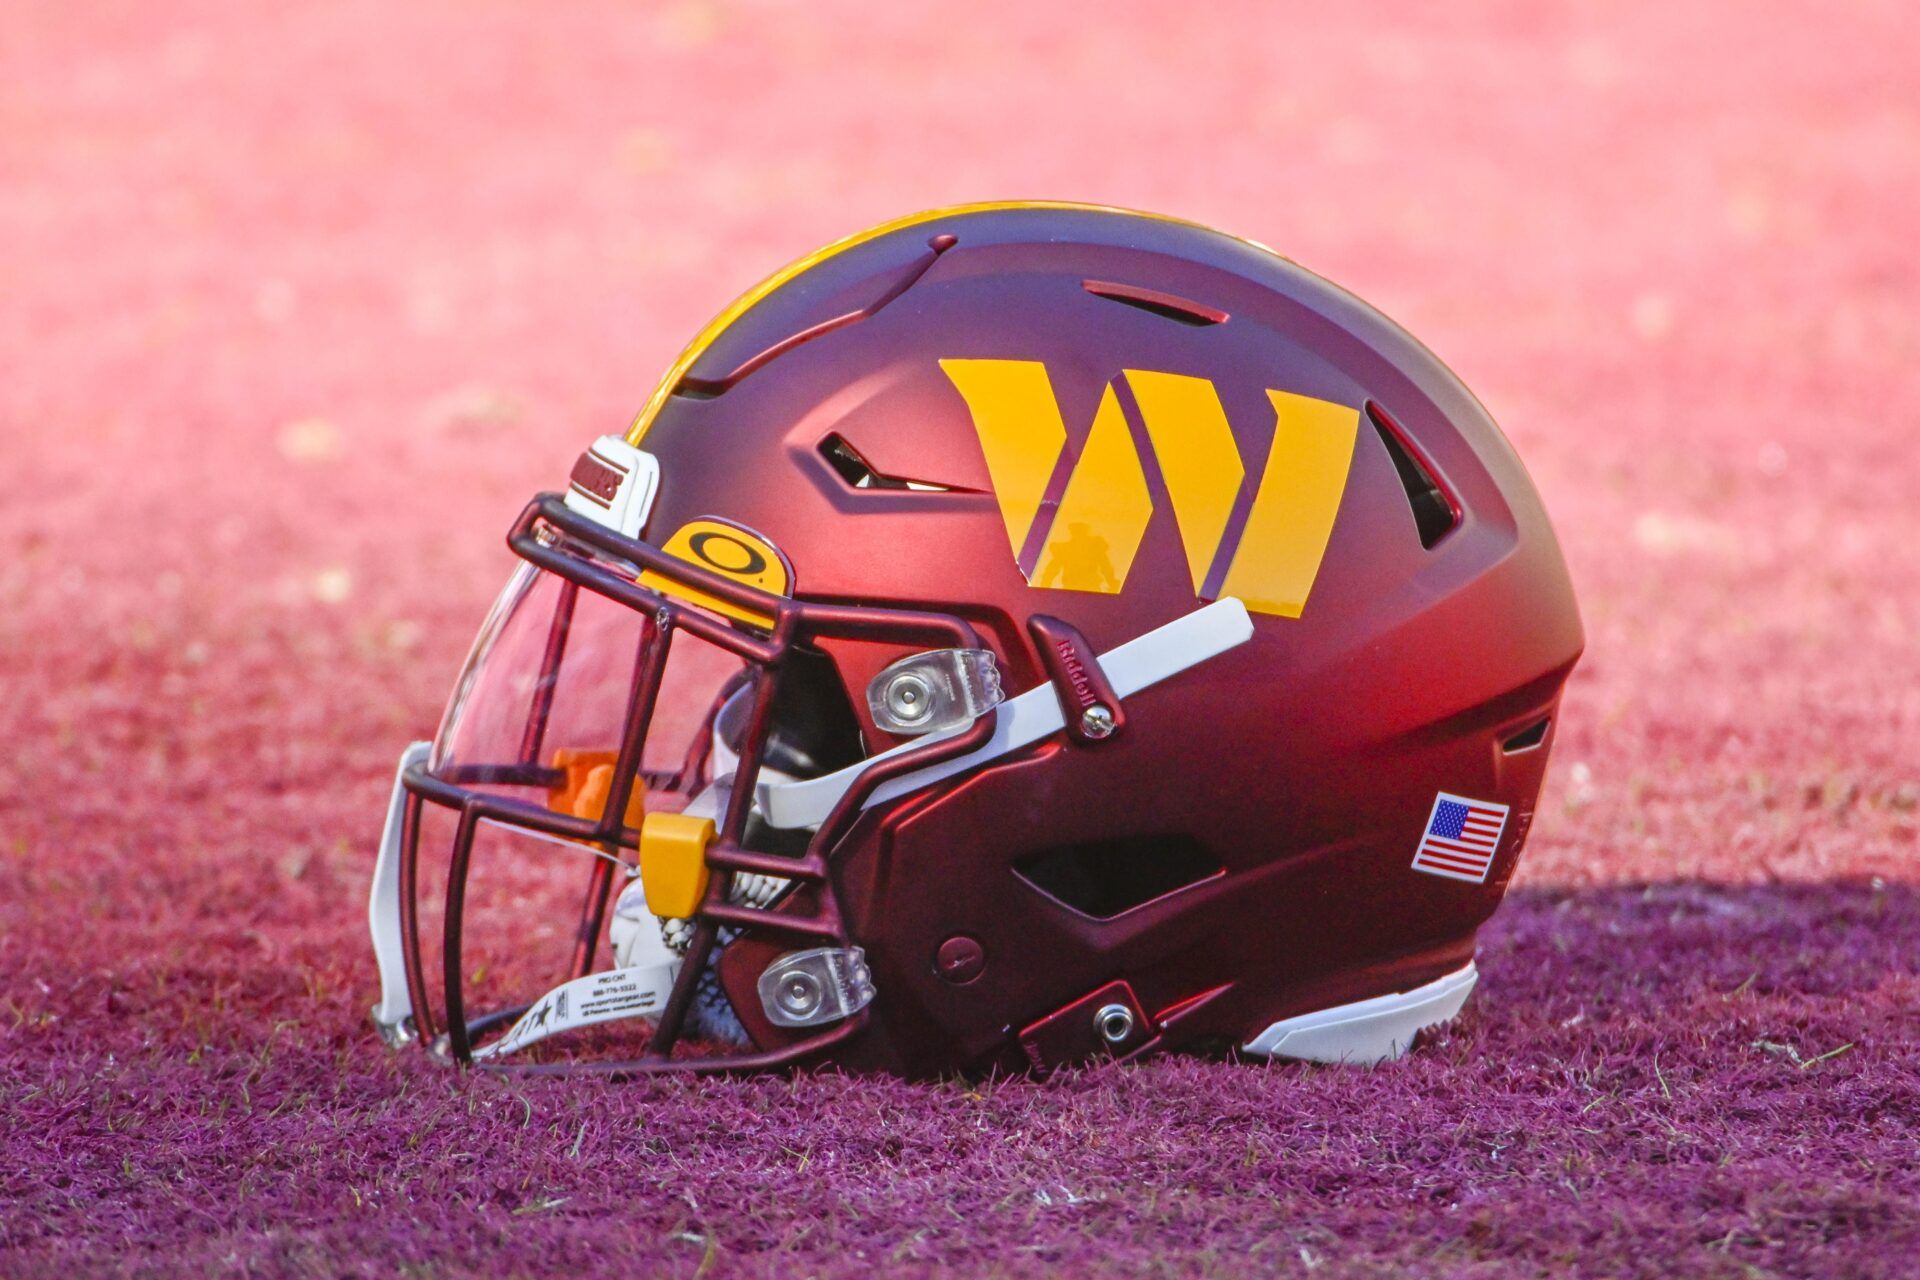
686;530;769;577
939;360;1358;618
640;517;792;628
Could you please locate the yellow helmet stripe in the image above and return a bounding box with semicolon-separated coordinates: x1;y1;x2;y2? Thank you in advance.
623;200;1237;446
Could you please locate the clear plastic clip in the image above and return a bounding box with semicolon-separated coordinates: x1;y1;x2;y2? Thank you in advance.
865;648;1002;735
757;947;877;1028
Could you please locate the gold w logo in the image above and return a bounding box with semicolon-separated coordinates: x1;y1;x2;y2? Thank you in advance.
939;360;1359;618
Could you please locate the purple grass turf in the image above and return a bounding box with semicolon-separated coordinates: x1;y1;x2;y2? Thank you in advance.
4;881;1916;1278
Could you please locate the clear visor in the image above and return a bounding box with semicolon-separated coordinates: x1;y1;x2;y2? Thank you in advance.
430;561;748;817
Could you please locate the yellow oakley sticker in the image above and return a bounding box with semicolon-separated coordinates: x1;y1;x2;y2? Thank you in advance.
940;360;1358;619
640;518;792;628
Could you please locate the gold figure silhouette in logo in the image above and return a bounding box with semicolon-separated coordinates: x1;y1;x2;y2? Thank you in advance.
1036;522;1119;593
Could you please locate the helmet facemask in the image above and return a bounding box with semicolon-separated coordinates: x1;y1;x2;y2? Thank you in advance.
381;493;998;1074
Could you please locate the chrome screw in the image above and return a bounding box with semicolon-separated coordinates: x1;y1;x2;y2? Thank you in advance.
882;672;934;727
1081;706;1116;739
1094;1002;1135;1045
777;971;824;1020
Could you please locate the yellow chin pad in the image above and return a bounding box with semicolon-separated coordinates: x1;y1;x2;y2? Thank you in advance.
549;749;647;828
639;811;716;919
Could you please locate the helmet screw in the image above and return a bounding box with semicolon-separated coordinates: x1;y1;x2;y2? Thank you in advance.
776;970;824;1019
934;935;985;985
1080;706;1116;739
1094;1002;1135;1045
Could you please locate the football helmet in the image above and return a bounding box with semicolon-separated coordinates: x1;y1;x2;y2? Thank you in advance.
368;202;1582;1077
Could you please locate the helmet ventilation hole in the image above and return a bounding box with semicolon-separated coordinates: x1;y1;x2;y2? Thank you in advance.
1014;835;1225;919
1082;279;1228;327
1367;401;1460;549
818;433;972;493
1501;716;1551;754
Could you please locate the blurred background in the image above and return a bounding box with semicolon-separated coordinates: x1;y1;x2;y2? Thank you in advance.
2;1;1916;1273
6;0;1912;884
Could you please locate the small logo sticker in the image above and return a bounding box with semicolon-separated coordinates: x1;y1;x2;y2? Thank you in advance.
1411;792;1510;884
569;451;626;505
640;517;793;628
562;435;660;539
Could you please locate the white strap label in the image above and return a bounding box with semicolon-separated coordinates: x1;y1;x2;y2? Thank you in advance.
469;961;680;1061
562;436;660;540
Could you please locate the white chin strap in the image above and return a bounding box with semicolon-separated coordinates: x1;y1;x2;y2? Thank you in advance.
752;598;1253;829
469;960;681;1061
369;597;1255;1059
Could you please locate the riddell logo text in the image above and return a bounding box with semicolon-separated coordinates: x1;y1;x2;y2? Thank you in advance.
1053;638;1097;711
940;360;1360;619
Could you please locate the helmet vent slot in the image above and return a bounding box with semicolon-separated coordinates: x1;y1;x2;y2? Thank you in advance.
1082;279;1228;327
1367;402;1460;549
1501;716;1551;754
819;434;972;493
1014;835;1225;919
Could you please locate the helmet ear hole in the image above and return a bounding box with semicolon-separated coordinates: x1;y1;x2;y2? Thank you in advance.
760;645;866;779
1014;835;1226;919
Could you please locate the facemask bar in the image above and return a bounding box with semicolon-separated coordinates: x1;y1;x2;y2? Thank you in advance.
394;492;999;1075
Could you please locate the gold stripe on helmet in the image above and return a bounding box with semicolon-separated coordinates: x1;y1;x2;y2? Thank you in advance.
624;201;1245;446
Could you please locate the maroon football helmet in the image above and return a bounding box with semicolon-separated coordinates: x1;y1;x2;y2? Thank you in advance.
368;202;1582;1078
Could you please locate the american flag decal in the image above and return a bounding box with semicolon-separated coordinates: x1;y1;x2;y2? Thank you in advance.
1411;792;1510;884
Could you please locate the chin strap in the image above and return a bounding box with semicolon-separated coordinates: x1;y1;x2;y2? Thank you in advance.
469;960;682;1061
755;597;1255;829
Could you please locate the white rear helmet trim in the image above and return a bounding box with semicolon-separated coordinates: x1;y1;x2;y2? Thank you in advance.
1242;962;1478;1065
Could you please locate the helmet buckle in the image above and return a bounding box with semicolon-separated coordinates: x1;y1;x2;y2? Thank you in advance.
1016;980;1154;1076
1027;615;1127;746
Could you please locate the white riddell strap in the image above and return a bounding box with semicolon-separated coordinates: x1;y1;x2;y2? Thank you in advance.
758;597;1254;830
368;740;431;1045
469;961;681;1061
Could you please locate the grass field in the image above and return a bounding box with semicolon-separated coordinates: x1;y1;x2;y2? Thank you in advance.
3;2;1916;1275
